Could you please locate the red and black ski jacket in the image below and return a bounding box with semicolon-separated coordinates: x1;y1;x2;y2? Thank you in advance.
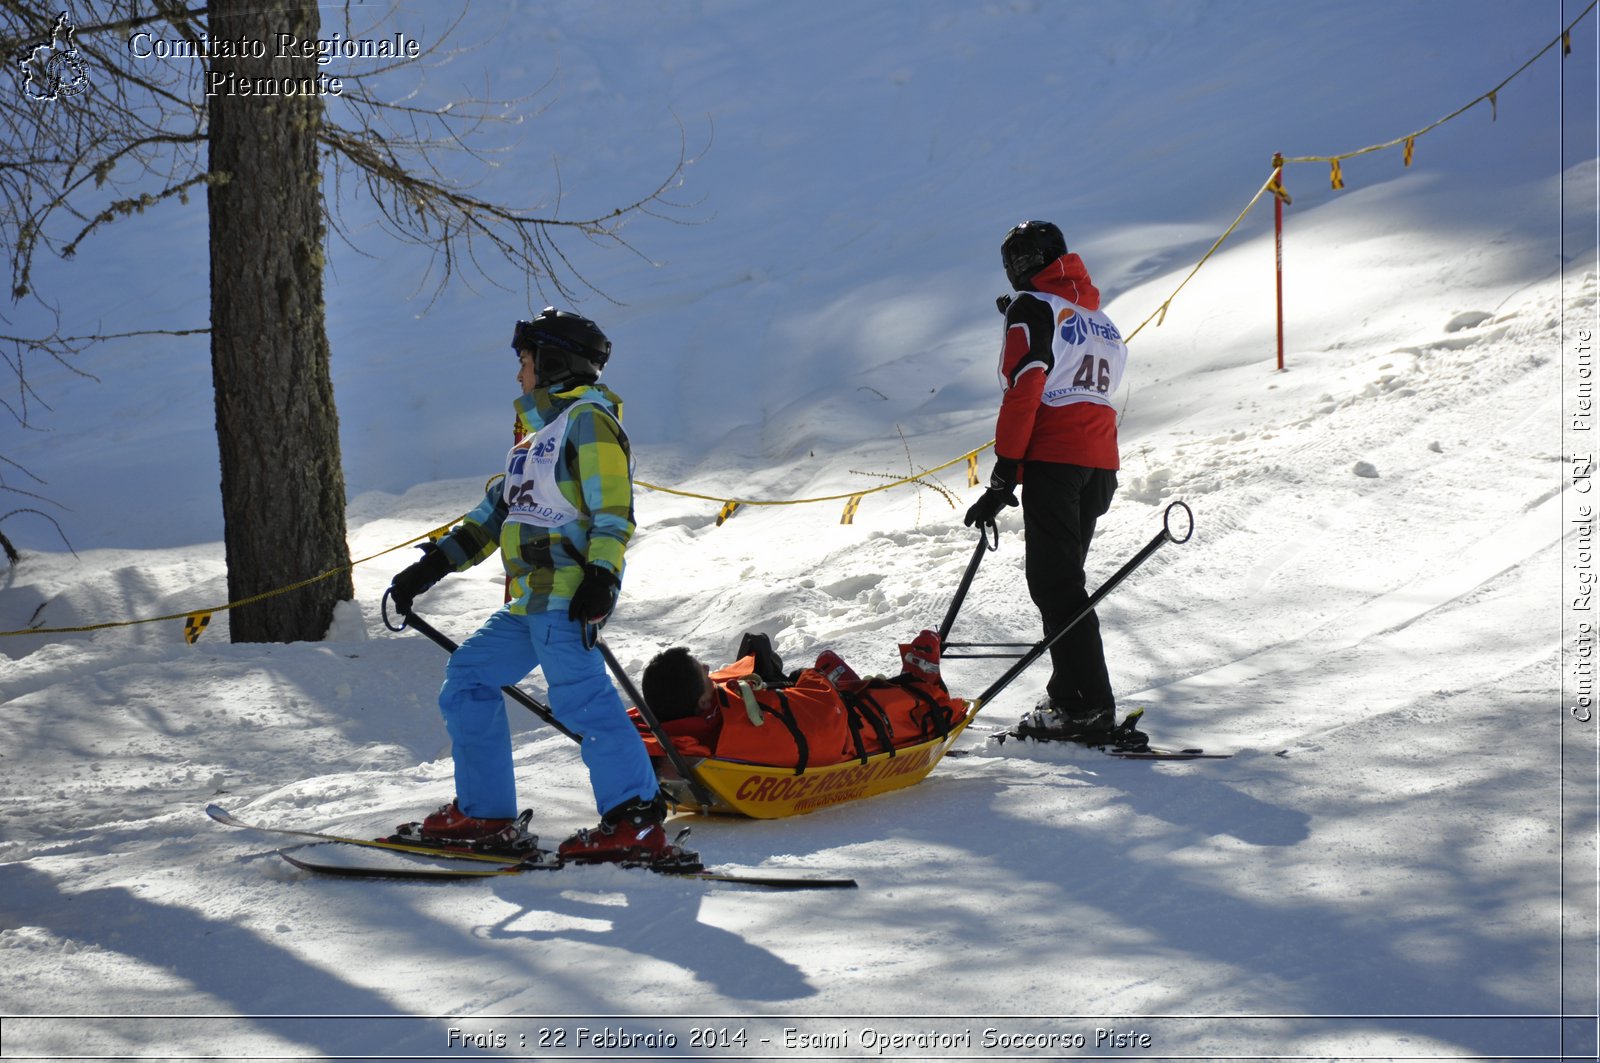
994;253;1120;471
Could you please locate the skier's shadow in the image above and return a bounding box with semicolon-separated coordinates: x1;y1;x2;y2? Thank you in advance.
1093;764;1311;847
480;876;815;1002
980;741;1309;847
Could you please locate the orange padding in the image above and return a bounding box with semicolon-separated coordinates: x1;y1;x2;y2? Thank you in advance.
631;655;966;769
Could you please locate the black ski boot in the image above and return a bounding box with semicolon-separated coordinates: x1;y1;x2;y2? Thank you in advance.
1013;702;1149;752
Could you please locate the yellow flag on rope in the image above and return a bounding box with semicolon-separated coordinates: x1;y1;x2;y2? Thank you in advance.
840;495;863;525
184;612;212;645
716;500;741;527
1329;159;1345;190
1403;137;1415;167
966;453;980;488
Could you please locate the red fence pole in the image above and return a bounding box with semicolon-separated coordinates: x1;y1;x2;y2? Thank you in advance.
1273;152;1287;372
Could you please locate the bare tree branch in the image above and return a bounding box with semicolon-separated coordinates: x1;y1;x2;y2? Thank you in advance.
0;0;703;555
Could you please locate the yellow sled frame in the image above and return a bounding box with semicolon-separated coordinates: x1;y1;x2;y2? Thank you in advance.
656;700;975;818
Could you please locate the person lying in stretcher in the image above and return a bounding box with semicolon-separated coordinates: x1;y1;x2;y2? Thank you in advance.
634;631;966;770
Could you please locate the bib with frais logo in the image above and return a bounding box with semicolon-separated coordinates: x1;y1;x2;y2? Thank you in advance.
503;397;632;528
1000;290;1128;409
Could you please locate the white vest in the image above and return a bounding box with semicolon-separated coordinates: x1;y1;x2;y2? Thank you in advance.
1001;291;1128;409
503;398;631;528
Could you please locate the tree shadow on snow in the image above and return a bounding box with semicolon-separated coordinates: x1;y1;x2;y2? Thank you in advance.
0;861;462;1058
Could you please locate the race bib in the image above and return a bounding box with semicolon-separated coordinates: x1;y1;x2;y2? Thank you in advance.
1023;292;1129;408
503;399;623;528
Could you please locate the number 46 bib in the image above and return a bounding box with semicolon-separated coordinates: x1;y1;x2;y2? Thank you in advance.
1023;291;1128;409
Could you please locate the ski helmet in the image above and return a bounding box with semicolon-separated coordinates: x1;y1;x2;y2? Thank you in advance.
1000;220;1067;290
511;308;612;388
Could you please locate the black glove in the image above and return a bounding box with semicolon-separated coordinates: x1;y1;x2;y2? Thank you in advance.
963;458;1020;527
388;544;452;615
568;564;620;624
964;488;1017;527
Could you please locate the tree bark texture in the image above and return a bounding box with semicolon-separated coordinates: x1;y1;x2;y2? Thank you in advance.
207;0;352;642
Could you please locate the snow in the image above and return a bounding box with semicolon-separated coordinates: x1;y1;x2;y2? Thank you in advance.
1;1;1596;1059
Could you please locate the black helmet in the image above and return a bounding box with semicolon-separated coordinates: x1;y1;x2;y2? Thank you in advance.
1001;220;1067;290
511;307;612;388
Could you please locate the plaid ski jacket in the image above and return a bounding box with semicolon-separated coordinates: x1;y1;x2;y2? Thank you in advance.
434;383;635;616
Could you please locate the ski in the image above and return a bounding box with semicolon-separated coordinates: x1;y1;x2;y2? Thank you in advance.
206;804;532;864
278;844;543;879
210;805;858;890
986;706;1232;759
276;843;857;889
986;730;1232;759
1105;747;1233;760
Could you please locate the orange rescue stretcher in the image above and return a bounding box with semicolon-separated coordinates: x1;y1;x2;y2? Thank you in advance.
628;655;977;819
649;713;976;818
595;501;1194;819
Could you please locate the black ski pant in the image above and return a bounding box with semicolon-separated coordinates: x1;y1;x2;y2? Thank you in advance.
1020;461;1118;715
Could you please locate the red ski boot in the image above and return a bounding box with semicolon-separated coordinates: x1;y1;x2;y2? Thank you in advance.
899;629;942;680
814;650;863;690
393;800;539;854
557;795;698;869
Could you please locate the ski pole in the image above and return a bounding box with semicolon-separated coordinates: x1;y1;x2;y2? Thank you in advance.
380;592;584;744
936;521;1000;642
969;500;1195;713
595;638;720;813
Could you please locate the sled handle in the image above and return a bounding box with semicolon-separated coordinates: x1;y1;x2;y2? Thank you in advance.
1163;500;1194;545
595;638;720;813
968;501;1197;715
380;588;408;633
382;594;584;745
937;523;1000;643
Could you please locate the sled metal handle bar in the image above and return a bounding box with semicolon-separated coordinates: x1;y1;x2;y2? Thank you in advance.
970;500;1195;713
381;591;584;745
942;650;1032;660
943;640;1035;660
937;522;1001;643
945;641;1036;648
594;638;720;813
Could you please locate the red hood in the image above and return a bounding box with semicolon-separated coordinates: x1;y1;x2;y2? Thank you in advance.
1028;253;1100;311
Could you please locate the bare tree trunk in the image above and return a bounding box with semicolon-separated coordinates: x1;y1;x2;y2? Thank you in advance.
207;0;352;643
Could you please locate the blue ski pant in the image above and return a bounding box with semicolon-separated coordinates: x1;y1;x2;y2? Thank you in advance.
438;608;658;820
